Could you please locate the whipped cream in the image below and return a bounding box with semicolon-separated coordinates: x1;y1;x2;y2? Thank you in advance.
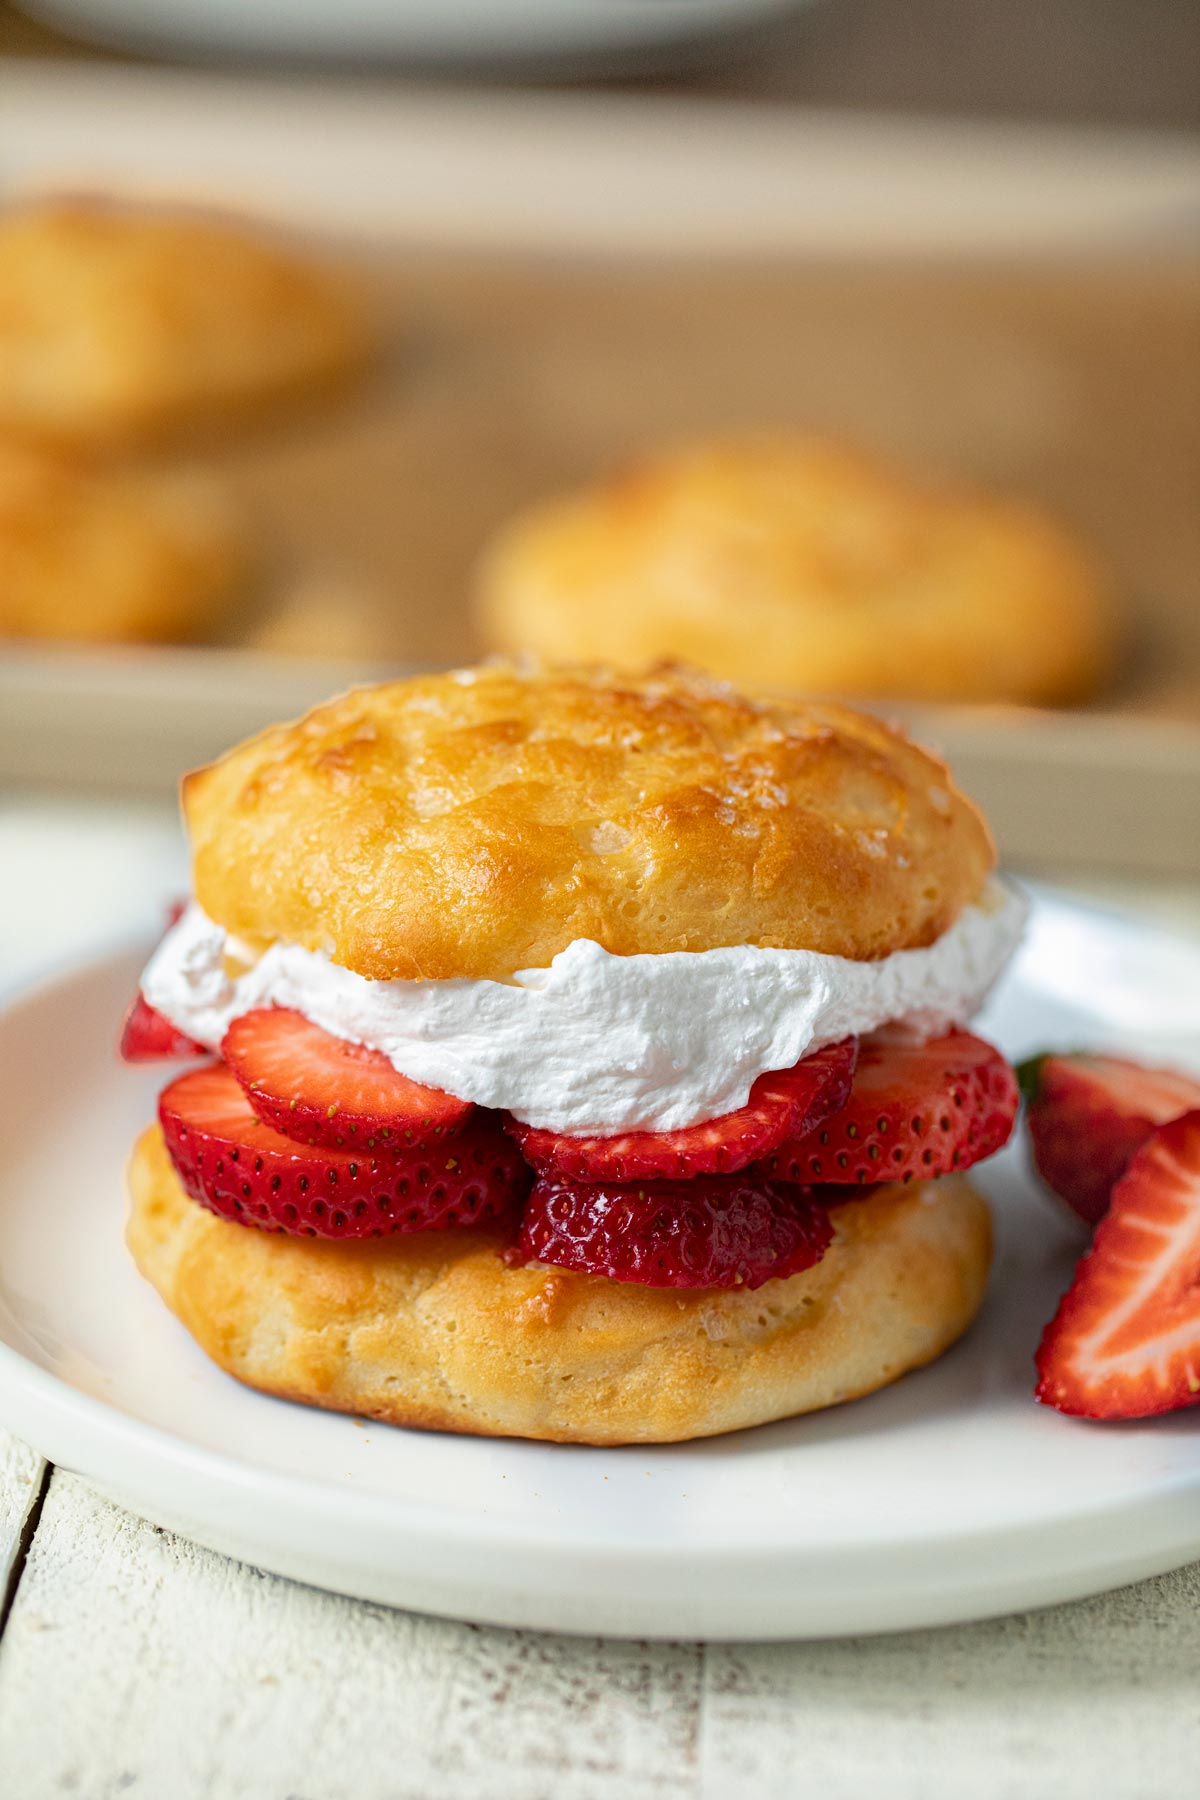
141;881;1026;1136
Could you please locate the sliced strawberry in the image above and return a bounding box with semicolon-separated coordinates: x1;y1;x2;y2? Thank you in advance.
512;1171;832;1290
1036;1110;1200;1419
222;1007;473;1152
765;1027;1018;1186
1019;1051;1200;1226
159;1064;528;1239
507;1039;857;1184
120;994;207;1063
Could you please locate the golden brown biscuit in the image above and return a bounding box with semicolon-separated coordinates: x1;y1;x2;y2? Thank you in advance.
128;1126;992;1445
0;200;370;449
476;435;1114;706
0;438;245;643
247;571;388;662
184;661;995;982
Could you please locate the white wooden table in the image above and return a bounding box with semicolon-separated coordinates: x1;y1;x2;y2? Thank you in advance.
2;795;1199;1799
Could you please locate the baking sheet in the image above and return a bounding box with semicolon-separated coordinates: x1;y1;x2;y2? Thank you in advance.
195;248;1200;717
3;248;1199;872
2;67;1198;875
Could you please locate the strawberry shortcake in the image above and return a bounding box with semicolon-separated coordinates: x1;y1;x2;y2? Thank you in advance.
122;663;1025;1444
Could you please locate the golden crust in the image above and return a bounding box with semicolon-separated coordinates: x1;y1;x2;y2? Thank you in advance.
0;200;370;449
128;1126;992;1445
0;438;245;643
476;435;1115;706
184;660;995;981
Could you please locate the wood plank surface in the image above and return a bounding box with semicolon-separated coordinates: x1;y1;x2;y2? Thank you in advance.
0;1474;703;1800
2;1470;1199;1800
701;1576;1200;1799
0;1431;45;1625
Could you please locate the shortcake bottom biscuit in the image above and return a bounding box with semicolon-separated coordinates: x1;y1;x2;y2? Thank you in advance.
128;1126;992;1445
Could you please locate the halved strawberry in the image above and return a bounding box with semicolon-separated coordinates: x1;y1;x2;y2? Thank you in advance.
506;1039;857;1184
159;1064;528;1239
1020;1051;1200;1226
1036;1110;1200;1419
512;1171;833;1290
765;1027;1018;1185
120;994;207;1063
222;1008;473;1152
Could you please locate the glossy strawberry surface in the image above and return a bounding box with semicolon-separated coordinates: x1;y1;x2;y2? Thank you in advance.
768;1028;1018;1186
508;1039;857;1184
1036;1110;1200;1419
223;1006;473;1151
160;1064;528;1239
513;1171;833;1290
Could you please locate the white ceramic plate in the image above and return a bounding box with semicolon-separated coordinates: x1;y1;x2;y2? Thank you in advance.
1;889;1199;1641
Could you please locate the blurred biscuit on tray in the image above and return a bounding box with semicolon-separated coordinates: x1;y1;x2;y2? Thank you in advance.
475;433;1115;706
248;570;389;664
0;199;372;452
0;438;247;644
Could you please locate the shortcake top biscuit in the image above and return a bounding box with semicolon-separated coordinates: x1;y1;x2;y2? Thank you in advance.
475;435;1114;706
184;662;995;982
0;200;369;449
